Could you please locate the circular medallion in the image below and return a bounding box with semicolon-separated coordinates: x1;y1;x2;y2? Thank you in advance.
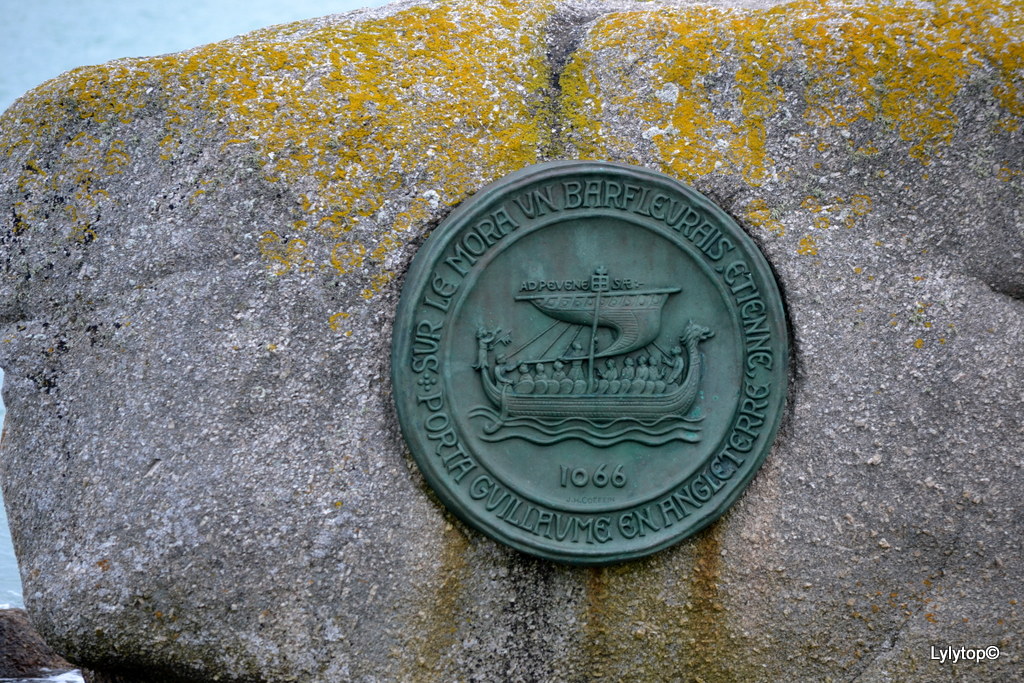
393;161;788;564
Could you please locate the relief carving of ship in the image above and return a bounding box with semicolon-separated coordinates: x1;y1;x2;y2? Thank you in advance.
474;267;713;425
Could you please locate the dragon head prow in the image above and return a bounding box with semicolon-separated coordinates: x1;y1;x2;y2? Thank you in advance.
681;320;714;345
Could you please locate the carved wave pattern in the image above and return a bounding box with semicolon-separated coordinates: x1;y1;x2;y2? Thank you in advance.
468;406;702;447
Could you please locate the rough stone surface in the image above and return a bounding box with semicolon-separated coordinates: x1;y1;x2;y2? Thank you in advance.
0;0;1021;681
0;608;74;678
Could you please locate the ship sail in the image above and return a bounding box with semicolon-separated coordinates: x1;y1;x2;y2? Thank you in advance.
514;288;679;358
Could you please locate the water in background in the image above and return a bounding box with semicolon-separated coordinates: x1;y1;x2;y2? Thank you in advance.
0;514;18;608
0;0;386;617
1;377;84;683
0;368;19;609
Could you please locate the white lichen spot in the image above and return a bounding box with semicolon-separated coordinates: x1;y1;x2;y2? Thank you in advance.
422;190;440;210
655;82;679;104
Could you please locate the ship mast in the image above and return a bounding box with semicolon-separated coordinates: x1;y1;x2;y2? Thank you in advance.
588;267;609;392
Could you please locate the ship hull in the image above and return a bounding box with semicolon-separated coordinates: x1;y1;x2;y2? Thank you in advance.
482;372;697;420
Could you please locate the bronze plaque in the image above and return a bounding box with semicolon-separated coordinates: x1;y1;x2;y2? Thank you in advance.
393;161;788;564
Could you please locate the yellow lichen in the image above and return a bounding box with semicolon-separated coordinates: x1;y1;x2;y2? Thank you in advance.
745;198;785;236
330;242;366;276
562;0;1024;180
257;231;315;275
327;311;350;331
791;0;1001;161
562;7;788;184
328;311;354;337
850;193;872;215
1;0;555;310
797;234;819;255
801;196;824;213
997;165;1024;181
361;271;396;300
3;0;1021;326
796;193;875;232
